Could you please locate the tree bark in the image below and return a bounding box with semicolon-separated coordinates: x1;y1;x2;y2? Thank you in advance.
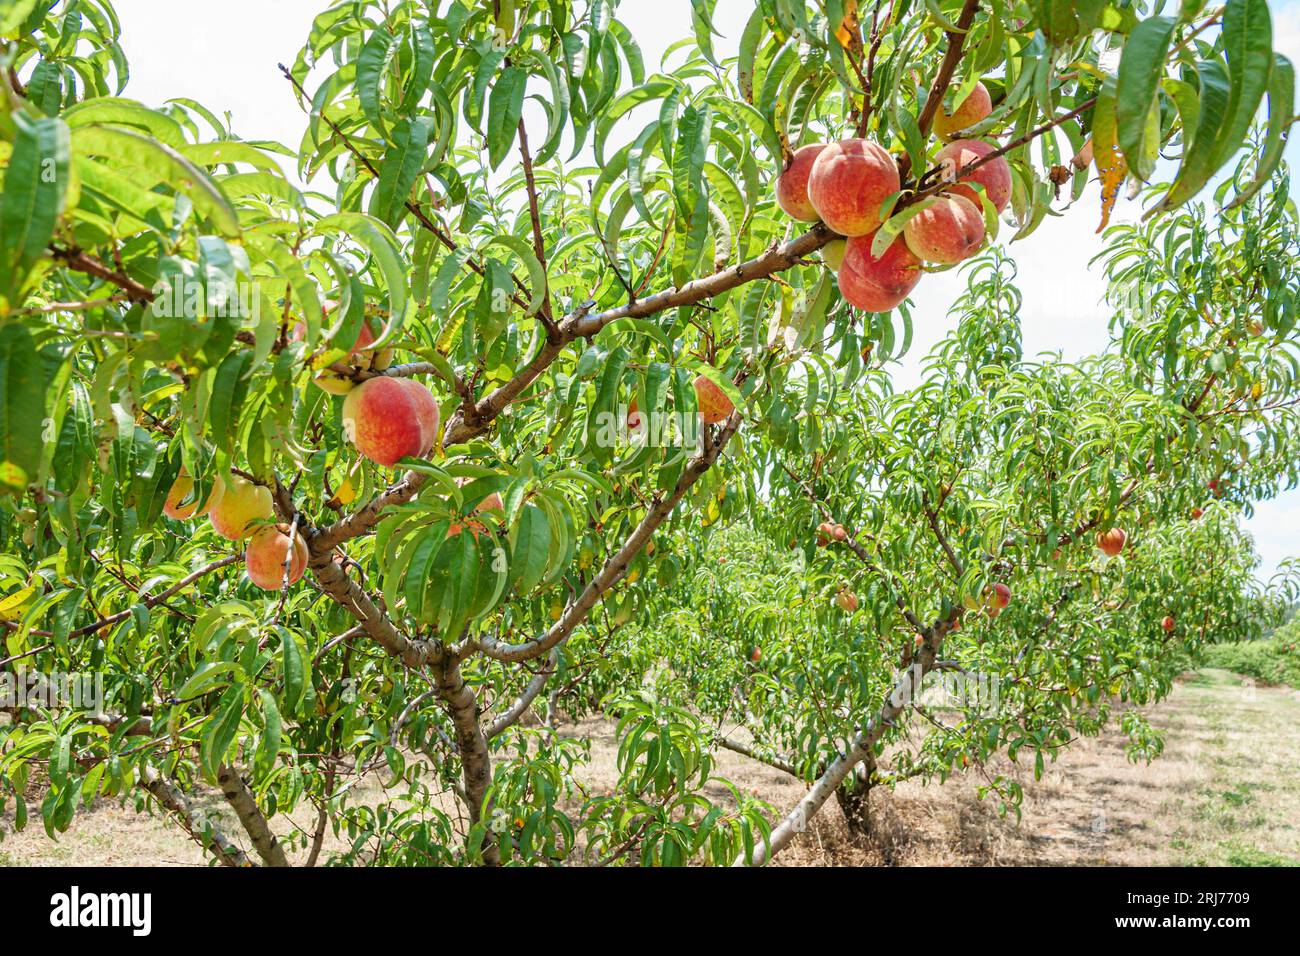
217;765;289;867
438;660;501;866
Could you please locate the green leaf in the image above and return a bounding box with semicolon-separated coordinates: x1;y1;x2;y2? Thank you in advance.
281;630;306;715
71;124;240;238
483;233;546;316
314;213;408;346
1225;54;1295;210
200;685;245;783
0;325;46;492
509;503;551;594
370;116;432;227
357;27;397;135
1116;16;1175;182
1211;0;1274;173
1;114;70;300
1150;59;1231;215
487;66;527;170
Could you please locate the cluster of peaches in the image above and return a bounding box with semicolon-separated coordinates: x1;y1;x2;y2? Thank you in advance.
775;83;1010;312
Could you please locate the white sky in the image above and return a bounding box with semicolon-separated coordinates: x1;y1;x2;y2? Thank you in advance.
110;0;1300;584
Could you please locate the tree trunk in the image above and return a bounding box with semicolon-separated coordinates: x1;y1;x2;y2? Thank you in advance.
438;661;501;866
217;764;289;867
835;772;873;837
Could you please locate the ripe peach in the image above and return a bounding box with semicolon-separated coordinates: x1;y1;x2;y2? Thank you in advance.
776;143;828;221
816;521;846;547
834;588;859;612
988;582;1011;610
245;523;308;590
1096;527;1127;557
932;81;992;140
208;475;274;541
1190;508;1204;520
342;376;440;467
693;375;735;425
838;232;923;312
935;139;1011;213
750;646;762;663
807;139;900;237
1161;615;1175;633
903;193;985;264
163;470;221;520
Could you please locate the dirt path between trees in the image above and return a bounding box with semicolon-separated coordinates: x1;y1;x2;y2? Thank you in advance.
3;669;1296;866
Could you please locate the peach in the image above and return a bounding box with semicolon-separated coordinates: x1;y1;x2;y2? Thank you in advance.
776;143;828;221
1161;615;1175;633
1096;527;1127;557
935;139;1011;213
903;193;985;264
245;523;308;590
342;376;440;467
989;582;1011;609
834;588;859;612
807;139;900;237
932;81;992;140
295;314;395;395
163;470;221;520
837;232;923;312
693;375;735;425
208;475;274;541
815;521;847;547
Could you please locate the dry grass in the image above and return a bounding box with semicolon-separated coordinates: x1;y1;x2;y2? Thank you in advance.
2;668;1297;866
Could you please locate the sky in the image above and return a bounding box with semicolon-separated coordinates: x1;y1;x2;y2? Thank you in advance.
108;0;1300;584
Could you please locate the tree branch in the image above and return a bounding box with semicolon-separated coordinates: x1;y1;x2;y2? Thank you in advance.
476;411;744;663
139;766;251;867
486;647;559;739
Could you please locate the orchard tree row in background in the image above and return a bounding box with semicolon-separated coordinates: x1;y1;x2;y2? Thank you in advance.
0;0;1296;866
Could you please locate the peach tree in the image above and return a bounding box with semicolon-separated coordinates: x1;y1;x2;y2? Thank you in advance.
0;0;1293;866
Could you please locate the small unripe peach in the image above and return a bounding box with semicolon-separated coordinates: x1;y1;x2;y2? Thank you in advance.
776;143;828;222
932;81;992;140
807;139;901;237
693;375;735;425
208;475;274;541
245;523;308;590
838;232;923;312
834;588;859;612
823;239;847;271
1096;527;1127;557
342;376;440;467
903;193;985;264
935;139;1011;213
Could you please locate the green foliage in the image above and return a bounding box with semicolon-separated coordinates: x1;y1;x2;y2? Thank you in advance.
1200;635;1300;689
